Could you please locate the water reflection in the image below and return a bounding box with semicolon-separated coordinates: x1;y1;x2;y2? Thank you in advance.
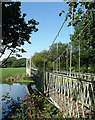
0;83;28;119
2;83;27;100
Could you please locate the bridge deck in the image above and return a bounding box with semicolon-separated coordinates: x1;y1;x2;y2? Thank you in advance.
28;67;95;119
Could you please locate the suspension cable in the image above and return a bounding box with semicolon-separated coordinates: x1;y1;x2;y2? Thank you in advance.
70;6;73;75
41;10;91;73
66;47;68;72
79;34;80;73
51;18;91;71
49;17;67;53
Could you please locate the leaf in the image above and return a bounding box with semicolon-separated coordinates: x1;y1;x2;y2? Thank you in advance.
27;41;31;44
21;48;26;53
74;3;78;8
2;98;6;101
59;10;65;16
59;13;62;16
16;54;22;57
23;13;26;17
62;10;65;13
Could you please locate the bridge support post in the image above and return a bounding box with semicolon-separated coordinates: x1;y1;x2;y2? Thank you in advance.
26;58;31;77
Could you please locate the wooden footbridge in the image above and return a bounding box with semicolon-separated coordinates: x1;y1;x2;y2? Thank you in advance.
26;7;95;118
26;58;95;119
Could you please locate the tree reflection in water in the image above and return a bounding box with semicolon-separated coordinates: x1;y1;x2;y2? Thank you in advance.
1;83;64;119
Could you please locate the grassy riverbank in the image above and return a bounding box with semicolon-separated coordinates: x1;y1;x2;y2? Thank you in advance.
1;68;33;83
2;68;26;78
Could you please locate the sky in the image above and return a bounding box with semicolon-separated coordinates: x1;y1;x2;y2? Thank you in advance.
1;2;74;60
20;2;73;59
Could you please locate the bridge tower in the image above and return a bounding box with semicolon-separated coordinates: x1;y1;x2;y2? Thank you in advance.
26;58;31;77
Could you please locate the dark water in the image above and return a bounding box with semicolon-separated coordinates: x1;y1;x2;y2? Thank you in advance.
0;83;34;119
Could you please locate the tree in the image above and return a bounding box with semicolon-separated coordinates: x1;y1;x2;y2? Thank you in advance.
32;50;48;69
2;57;26;68
32;43;69;71
59;1;95;73
2;56;17;68
13;58;26;68
1;2;39;67
72;12;95;72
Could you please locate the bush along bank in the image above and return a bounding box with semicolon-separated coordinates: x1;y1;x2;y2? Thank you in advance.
2;89;64;119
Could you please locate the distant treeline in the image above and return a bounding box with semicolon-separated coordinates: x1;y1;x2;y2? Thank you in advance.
2;57;26;68
32;42;95;73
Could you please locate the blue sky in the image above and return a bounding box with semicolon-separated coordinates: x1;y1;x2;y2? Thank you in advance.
2;2;73;60
20;2;72;59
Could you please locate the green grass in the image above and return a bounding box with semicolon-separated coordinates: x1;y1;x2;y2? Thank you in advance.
2;68;26;79
1;68;26;83
1;68;35;84
18;79;34;83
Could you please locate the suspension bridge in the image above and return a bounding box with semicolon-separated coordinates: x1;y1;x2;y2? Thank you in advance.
26;7;95;119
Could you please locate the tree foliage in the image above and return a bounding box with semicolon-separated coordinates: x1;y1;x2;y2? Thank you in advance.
59;1;95;73
32;43;69;71
2;57;26;68
1;2;39;66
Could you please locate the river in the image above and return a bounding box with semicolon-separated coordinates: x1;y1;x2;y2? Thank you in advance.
0;83;35;119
